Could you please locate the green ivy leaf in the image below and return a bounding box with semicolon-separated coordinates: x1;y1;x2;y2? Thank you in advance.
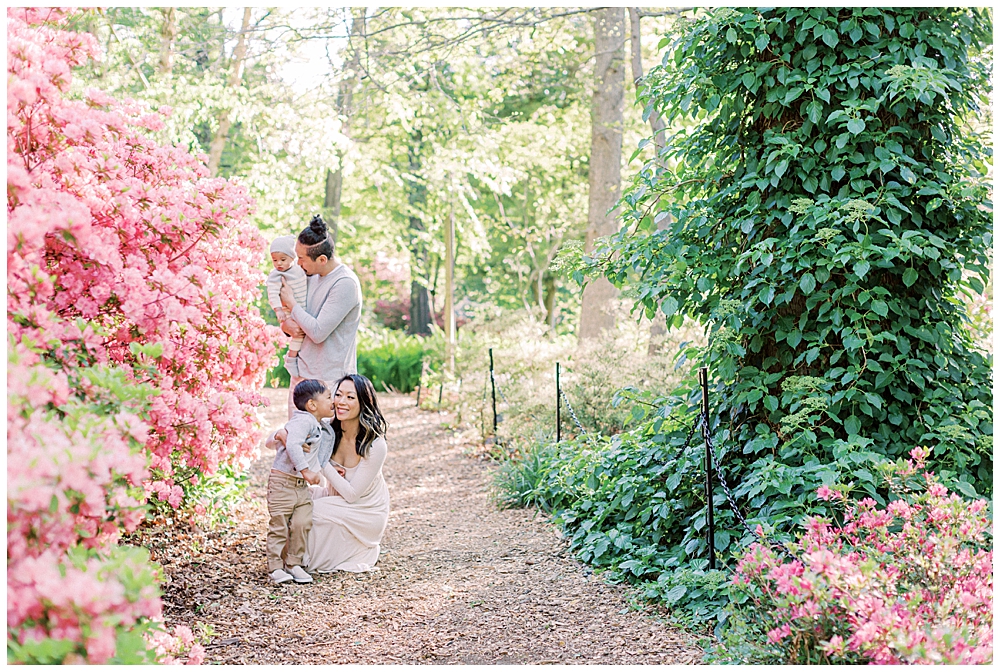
800;273;816;294
847;118;866;135
844;415;862;436
953;480;979;498
871;299;889;317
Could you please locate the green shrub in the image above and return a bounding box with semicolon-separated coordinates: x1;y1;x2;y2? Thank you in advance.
589;7;993;503
263;326;426;394
356;327;425;393
492;398;759;627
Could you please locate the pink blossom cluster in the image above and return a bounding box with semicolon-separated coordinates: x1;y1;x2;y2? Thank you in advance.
734;448;992;664
7;6;281;505
8;545;161;663
7;8;280;663
147;623;206;665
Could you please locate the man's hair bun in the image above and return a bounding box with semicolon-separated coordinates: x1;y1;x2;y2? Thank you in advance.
308;214;327;234
298;213;334;258
299;215;333;249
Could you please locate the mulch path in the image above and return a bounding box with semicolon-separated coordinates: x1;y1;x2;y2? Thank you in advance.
143;389;705;664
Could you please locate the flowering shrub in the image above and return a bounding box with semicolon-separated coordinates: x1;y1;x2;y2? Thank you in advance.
728;447;992;664
7;8;279;663
146;623;206;665
8;7;280;506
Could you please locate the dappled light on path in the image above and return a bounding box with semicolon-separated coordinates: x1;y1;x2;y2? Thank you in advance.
155;389;703;664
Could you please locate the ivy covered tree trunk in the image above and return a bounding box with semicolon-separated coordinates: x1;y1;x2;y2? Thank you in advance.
597;8;993;518
578;7;625;341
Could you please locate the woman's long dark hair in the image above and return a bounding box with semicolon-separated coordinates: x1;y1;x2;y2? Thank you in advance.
332;373;387;458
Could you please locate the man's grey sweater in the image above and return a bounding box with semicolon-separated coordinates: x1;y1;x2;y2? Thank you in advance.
271;411;335;475
288;263;362;382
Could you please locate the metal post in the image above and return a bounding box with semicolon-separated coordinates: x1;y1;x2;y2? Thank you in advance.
438;382;444;406
489;348;498;437
416;359;427;408
699;366;716;570
556;362;561;443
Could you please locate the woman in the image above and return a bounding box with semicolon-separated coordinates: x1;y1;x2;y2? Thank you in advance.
269;373;390;573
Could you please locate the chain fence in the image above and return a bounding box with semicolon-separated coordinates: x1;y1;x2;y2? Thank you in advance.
427;354;799;566
558;387;588;435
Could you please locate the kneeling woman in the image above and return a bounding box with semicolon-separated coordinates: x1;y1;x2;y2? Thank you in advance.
270;373;390;573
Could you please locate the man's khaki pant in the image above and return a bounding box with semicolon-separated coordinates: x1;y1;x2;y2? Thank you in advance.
266;470;312;571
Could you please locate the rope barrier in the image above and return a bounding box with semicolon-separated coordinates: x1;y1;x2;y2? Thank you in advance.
474;352;798;565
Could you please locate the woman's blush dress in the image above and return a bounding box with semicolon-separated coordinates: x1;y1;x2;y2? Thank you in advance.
306;436;389;573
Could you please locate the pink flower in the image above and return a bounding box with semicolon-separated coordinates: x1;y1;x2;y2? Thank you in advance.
7;9;279;664
767;624;792;643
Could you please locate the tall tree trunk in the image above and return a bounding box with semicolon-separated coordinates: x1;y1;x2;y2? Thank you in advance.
578;8;625;341
544;273;558;330
444;203;456;372
323;9;367;240
323;168;341;245
158;8;177;76
207;8;252;176
629;7;671;353
628;8;666;154
407;132;433;336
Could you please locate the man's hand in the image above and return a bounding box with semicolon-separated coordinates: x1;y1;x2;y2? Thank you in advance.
300;468;320;486
281;317;304;338
279;277;297;310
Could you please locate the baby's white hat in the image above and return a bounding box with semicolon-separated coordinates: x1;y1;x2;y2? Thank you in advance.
270;235;297;258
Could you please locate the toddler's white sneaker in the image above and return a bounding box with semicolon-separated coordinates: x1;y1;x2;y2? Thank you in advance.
270;568;293;584
289;565;313;583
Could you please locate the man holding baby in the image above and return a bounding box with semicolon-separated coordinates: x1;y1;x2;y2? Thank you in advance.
278;214;363;419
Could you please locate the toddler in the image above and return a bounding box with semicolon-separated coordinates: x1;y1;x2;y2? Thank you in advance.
267;235;308;377
266;379;335;584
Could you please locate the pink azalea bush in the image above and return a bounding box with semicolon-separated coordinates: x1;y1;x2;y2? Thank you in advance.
732;447;992;664
8;8;279;663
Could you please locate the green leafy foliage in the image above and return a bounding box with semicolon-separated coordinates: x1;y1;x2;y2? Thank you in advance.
496;7;993;628
493;413;747;626
356;328;426;394
591;7;993;506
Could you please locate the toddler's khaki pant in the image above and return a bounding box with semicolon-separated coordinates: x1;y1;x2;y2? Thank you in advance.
266;470;312;571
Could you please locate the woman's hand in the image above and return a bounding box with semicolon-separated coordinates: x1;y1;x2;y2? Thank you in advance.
331;462;346;478
266;428;288;451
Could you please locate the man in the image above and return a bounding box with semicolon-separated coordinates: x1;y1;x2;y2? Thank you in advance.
279;214;363;418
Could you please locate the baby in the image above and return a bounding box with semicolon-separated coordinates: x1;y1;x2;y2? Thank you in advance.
266;379;335;585
267;235;308;377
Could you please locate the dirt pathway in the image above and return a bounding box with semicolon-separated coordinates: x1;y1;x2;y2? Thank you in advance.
151;390;704;664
